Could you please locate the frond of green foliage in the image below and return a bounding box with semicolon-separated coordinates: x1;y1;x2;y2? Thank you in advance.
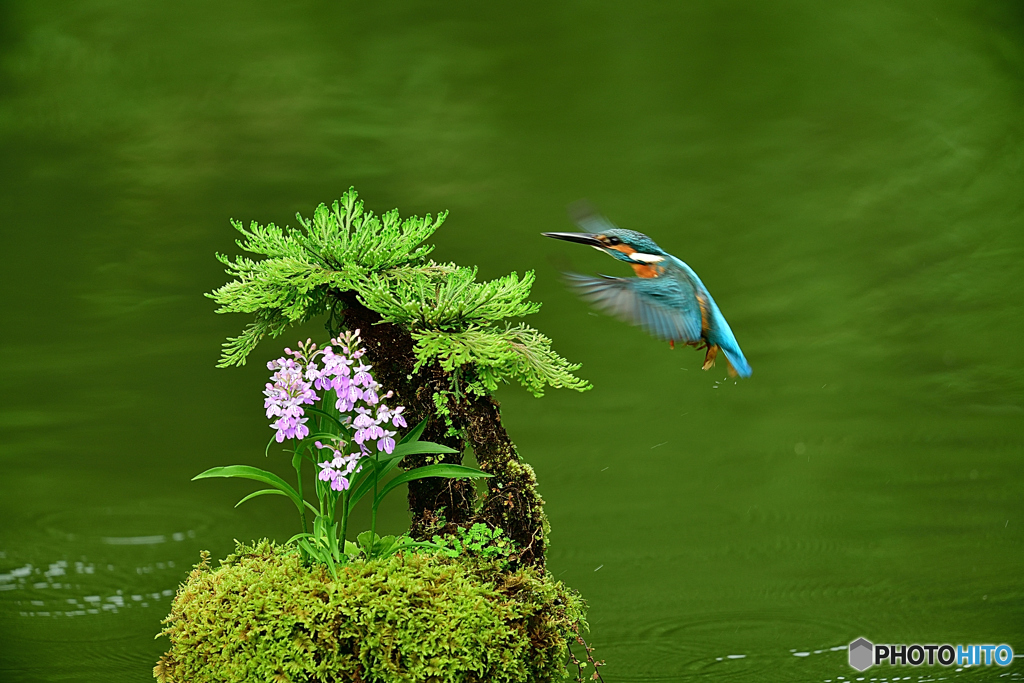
358;265;540;329
209;188;590;396
414;324;590;397
431;523;517;569
155;541;587;683
295;190;443;271
208;188;444;367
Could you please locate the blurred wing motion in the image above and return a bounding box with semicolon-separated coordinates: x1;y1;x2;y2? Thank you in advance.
568;199;619;234
565;272;704;344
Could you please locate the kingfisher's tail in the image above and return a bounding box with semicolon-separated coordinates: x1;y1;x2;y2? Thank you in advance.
719;342;752;378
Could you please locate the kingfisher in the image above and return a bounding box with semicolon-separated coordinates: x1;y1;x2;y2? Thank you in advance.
543;204;752;378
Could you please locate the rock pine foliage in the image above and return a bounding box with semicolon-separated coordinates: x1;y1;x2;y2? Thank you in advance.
155;541;587;683
209;189;590;564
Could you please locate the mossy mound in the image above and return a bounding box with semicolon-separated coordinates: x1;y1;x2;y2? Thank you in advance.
155;541;587;683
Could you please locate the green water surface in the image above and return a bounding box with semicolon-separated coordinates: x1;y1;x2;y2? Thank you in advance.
1;1;1022;681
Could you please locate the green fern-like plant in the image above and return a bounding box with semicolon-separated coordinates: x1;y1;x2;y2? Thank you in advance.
209;187;590;397
412;324;589;396
358;266;540;330
209;189;444;367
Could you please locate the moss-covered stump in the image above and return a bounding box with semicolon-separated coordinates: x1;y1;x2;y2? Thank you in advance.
154;541;587;683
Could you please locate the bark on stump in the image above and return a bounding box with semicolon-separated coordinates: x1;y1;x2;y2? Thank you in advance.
332;291;548;566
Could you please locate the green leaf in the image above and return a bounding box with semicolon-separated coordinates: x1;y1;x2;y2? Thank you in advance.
371;535;398;558
321;547;339;578
234;489;289;508
345;461;376;500
378;440;459;463
304;407;346;432
193;465;303;513
398;418;428;445
380;538;442;558
373;464;492;512
346;457;403;515
300;431;346;446
354;532;401;559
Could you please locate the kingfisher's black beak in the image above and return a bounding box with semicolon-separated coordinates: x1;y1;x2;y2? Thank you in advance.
541;232;604;248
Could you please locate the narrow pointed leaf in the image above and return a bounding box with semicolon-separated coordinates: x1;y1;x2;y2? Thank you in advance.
300;431;347;447
373;465;492;511
235;489;289;508
193;465;303;512
346;458;403;515
305;407;347;432
381;539;442;558
346;462;376;497
322;549;339;578
381;440;459;463
398;418;428;445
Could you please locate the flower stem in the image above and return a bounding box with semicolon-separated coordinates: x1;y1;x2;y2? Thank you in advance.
292;445;308;534
369;453;379;557
339;488;349;555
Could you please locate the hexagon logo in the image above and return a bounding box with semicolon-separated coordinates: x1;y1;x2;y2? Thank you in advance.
849;638;874;671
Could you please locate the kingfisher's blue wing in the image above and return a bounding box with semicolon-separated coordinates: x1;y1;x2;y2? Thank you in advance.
565;273;703;343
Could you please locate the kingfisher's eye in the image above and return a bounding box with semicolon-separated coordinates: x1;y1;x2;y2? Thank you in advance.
606;236;621;246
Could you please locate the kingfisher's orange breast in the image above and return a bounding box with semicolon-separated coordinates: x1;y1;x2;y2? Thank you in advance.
608;243;664;278
630;263;663;278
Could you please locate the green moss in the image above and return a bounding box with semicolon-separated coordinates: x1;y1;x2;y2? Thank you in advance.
155;541;587;683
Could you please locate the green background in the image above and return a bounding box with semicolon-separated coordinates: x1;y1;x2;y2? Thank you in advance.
1;1;1021;681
